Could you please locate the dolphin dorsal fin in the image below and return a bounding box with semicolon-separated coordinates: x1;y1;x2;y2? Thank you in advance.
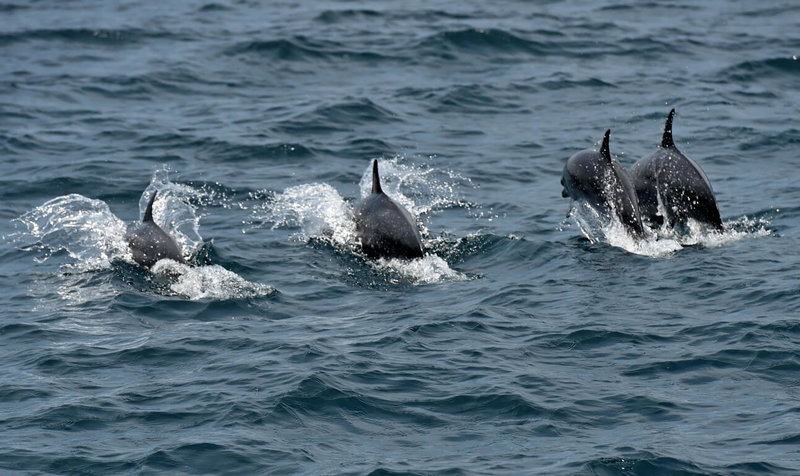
600;129;612;163
372;159;383;195
661;108;676;148
143;190;157;223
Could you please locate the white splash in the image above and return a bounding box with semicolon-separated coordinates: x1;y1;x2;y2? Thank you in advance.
564;200;772;258
687;215;772;247
375;254;469;284
151;260;275;300
261;182;356;245
599;212;683;258
14;194;130;269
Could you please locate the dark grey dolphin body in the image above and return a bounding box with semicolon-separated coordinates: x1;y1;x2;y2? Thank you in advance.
561;130;646;240
353;160;424;260
126;190;186;268
630;109;723;232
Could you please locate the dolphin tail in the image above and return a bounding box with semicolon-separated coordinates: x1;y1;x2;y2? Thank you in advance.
600;129;612;163
661;108;676;148
143;190;158;223
372;159;383;195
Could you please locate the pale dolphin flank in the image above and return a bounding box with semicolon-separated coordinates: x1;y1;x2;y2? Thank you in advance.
561;129;646;240
630;109;724;231
353;160;424;260
126;190;186;268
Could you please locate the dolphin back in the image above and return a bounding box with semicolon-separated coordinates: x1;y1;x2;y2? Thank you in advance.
561;130;645;239
354;194;424;259
630;110;723;231
126;190;186;268
354;160;424;260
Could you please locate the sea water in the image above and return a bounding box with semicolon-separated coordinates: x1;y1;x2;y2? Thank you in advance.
1;1;798;474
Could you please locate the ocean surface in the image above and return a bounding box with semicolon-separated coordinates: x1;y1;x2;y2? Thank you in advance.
2;1;799;474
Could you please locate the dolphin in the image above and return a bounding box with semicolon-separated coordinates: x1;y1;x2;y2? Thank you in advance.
126;190;186;268
353;160;424;260
630;109;724;232
561;129;646;240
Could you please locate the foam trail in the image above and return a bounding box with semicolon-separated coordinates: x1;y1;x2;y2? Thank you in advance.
564;200;772;257
565;200;682;257
688;215;772;247
151;260;276;300
376;255;469;284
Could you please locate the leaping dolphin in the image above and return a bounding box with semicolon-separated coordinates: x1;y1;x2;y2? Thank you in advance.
561;130;646;240
353;160;424;260
126;190;186;268
630;109;724;232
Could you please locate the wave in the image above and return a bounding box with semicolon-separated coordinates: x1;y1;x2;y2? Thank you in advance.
128;132;317;163
315;8;473;25
409;392;546;420
197;3;232;13
272;375;446;427
426;83;529;115
737;128;800;152
579;454;705;475
313;8;475;25
331;137;398;160
0;3;27;12
226;36;393;63
415;28;553;59
313;8;383;24
723;56;800;82
4;131;86;157
623;347;800;379
579;452;794;475
78;70;211;99
0;27;175;47
615;36;690;59
194;141;315;164
540;328;671;350
272;98;401;135
539;77;617;91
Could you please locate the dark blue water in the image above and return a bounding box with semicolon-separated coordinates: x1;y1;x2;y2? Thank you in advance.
2;1;799;474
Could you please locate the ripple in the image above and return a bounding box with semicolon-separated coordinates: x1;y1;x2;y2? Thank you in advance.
314;8;383;24
0;28;175;47
273;98;401;135
723;56;800;82
226;36;393;63
415;28;555;60
579;454;706;475
272;375;445;428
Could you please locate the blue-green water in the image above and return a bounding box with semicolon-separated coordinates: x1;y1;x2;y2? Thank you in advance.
2;1;799;474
